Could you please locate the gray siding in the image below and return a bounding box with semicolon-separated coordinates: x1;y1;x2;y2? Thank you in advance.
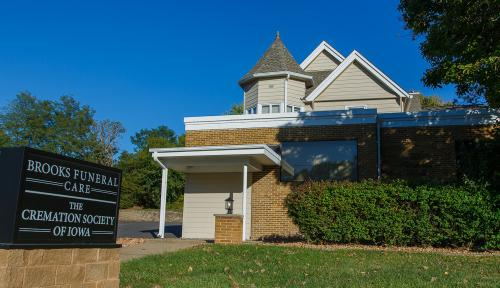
316;62;400;101
304;51;340;72
258;78;285;105
182;172;252;239
311;61;402;112
244;83;258;109
287;79;305;108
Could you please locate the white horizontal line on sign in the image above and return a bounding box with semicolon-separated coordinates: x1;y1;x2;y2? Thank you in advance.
92;231;113;234
19;228;51;231
25;189;116;204
26;177;63;187
91;188;117;195
19;227;51;233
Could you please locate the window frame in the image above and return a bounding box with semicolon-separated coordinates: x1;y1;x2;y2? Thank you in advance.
246;106;257;114
286;105;302;113
261;105;270;114
271;104;281;113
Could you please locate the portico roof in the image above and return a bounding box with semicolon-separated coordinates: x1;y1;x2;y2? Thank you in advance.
150;144;293;174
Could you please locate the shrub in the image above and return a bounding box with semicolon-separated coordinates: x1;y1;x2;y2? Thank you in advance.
285;179;499;249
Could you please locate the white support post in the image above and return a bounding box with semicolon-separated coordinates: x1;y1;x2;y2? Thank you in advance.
242;164;248;241
158;167;168;238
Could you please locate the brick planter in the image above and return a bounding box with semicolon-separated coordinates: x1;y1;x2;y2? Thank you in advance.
214;214;243;244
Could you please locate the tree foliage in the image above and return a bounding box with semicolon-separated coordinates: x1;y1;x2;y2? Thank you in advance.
0;92;124;164
117;126;185;208
88;119;125;166
418;93;453;110
0;129;10;147
399;0;500;107
226;103;244;115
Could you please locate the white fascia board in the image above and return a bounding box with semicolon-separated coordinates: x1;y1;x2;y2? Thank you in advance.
300;41;345;69
379;109;500;128
304;51;410;102
239;71;313;87
184;109;378;131
252;71;313;80
150;145;282;166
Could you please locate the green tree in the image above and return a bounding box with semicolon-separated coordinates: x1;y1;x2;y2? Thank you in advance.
117;126;185;208
418;94;453;110
0;129;10;147
1;92;95;158
131;126;177;151
399;1;500;107
0;92;124;165
226;103;244;115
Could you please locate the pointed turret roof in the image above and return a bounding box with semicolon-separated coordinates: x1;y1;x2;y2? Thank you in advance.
239;33;313;87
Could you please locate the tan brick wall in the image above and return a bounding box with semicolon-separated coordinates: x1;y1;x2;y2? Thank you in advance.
381;125;496;182
187;125;378;239
214;215;243;244
251;166;301;239
186;124;377;180
0;248;120;288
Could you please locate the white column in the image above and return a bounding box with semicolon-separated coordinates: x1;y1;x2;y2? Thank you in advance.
158;167;168;238
242;164;248;241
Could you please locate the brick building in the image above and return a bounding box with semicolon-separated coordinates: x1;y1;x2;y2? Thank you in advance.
151;35;499;242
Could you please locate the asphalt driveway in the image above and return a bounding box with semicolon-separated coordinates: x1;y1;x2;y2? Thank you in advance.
118;221;182;238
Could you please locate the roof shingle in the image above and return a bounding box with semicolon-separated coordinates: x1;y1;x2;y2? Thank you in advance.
240;34;306;82
305;70;333;96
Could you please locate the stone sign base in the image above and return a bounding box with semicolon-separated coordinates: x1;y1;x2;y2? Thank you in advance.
214;214;243;244
0;247;120;288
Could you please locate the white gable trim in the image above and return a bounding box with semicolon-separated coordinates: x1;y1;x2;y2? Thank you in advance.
304;50;410;102
300;41;345;70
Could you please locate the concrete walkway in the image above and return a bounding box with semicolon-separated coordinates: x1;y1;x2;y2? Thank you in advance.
120;238;204;261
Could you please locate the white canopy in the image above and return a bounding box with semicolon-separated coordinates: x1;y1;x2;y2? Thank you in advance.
150;144;292;174
150;144;292;240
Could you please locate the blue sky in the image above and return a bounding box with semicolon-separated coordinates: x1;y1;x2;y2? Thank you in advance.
0;0;456;152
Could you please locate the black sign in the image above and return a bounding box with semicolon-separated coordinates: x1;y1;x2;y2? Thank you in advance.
0;147;121;248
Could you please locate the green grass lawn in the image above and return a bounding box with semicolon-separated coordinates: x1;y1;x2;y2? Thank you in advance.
120;244;499;288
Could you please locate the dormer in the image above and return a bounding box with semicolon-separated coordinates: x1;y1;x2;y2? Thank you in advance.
238;33;313;114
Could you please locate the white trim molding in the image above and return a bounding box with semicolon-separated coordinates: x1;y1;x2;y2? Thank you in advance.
300;41;345;69
151;144;282;166
379;109;500;128
239;71;314;88
150;144;294;175
304;50;410;103
185;109;378;131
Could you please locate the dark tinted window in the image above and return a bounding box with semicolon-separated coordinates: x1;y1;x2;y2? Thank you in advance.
281;140;357;181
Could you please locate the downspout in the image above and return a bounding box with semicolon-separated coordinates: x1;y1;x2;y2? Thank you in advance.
283;74;289;112
153;152;167;170
376;115;381;180
153;152;168;238
243;91;246;114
